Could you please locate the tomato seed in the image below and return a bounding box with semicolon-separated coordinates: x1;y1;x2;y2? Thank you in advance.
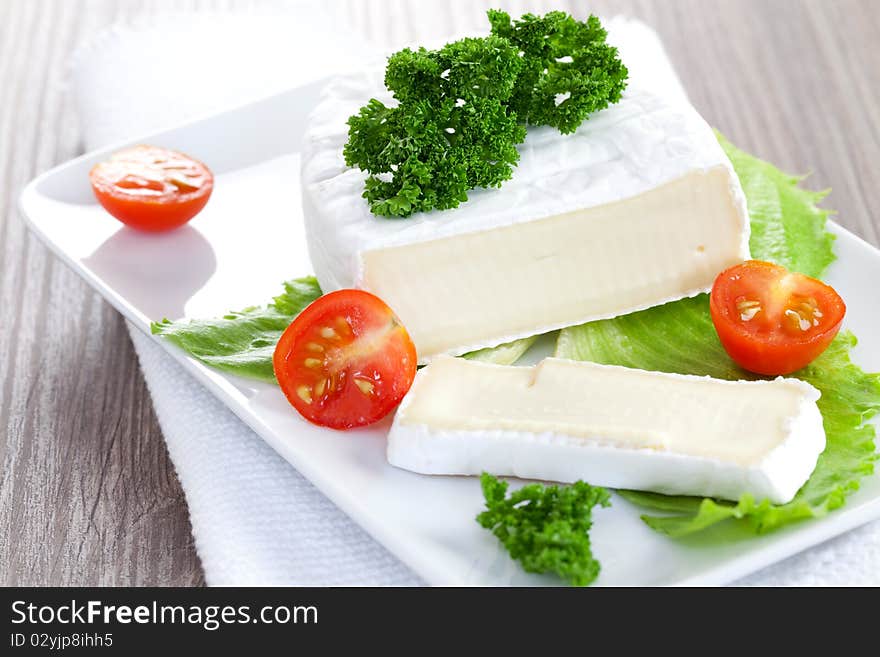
737;298;761;322
296;386;313;404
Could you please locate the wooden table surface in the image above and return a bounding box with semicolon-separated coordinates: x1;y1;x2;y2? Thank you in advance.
1;0;878;586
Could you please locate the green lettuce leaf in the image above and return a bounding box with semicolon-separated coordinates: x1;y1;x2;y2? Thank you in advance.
722;133;835;277
462;336;538;365
151;277;322;383
555;134;880;536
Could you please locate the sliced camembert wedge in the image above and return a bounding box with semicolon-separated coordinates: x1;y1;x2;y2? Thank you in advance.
387;357;825;504
301;75;750;363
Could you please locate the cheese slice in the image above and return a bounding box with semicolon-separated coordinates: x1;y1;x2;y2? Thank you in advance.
301;74;750;363
387;357;825;504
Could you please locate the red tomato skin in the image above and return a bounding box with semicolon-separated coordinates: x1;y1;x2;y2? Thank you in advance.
89;146;214;232
273;290;418;430
709;261;845;376
710;311;843;375
90;184;212;232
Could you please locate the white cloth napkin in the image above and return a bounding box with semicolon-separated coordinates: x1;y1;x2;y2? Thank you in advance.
70;7;880;586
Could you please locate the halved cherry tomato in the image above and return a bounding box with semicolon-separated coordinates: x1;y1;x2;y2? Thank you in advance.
89;145;213;232
710;260;845;375
273;290;418;430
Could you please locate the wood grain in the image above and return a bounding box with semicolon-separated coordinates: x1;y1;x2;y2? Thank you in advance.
1;0;878;586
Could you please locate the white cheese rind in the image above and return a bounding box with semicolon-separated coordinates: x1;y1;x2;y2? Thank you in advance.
386;357;825;504
301;37;750;362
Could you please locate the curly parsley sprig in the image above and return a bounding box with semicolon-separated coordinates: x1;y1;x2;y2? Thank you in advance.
344;10;628;218
488;10;629;134
477;473;611;586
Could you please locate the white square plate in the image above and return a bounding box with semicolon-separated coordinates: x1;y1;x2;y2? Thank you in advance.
20;81;880;586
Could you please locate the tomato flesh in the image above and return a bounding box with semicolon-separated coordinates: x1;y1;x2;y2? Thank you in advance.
710;260;845;375
273;290;418;429
89;145;213;232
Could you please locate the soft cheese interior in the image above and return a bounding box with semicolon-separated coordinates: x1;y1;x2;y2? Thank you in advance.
387;357;825;504
363;167;743;357
302;74;750;362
